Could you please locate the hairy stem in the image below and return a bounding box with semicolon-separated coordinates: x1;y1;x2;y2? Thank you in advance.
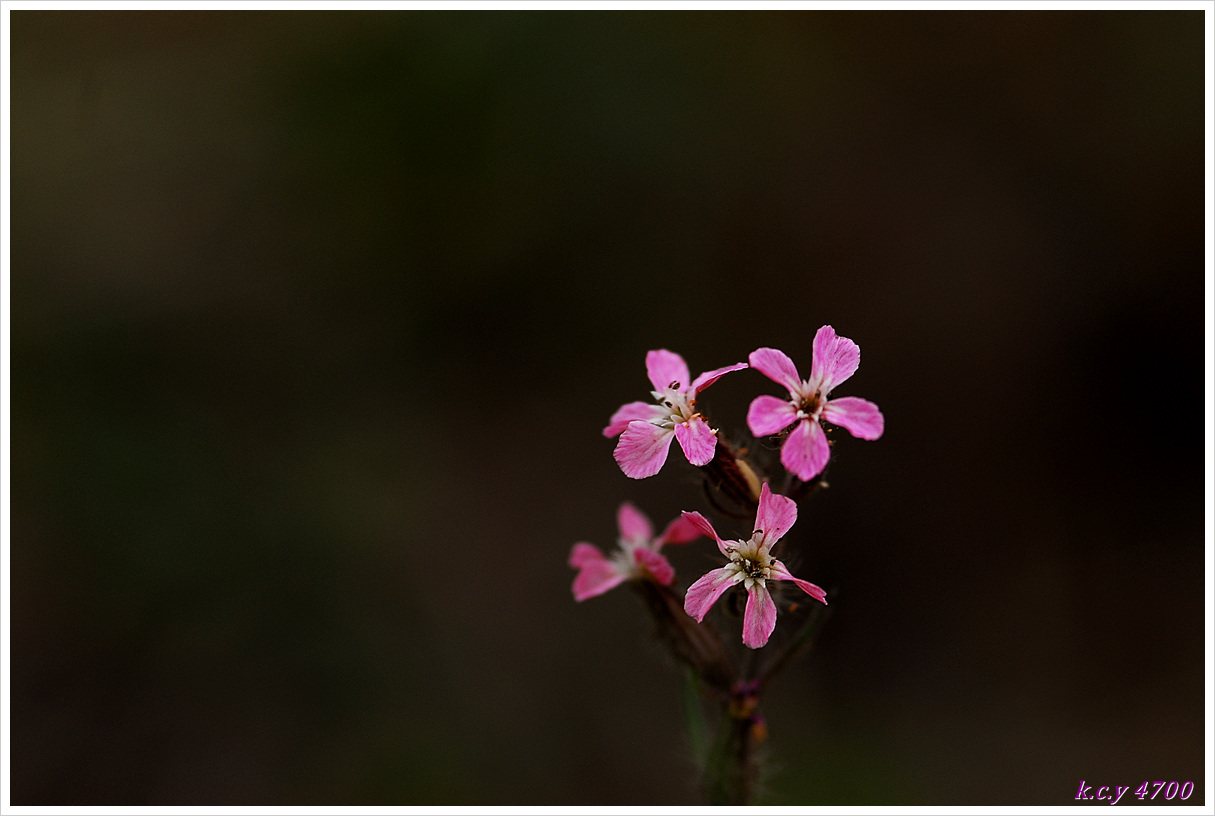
703;681;765;805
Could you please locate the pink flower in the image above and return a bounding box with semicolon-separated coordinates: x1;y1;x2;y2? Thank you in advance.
682;483;827;649
605;350;748;479
746;326;884;482
569;502;704;601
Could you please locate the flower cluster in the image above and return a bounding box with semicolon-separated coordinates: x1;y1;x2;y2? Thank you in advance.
568;325;883;805
572;325;883;649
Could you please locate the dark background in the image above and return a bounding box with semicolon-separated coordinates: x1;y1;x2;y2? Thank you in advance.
7;10;1208;806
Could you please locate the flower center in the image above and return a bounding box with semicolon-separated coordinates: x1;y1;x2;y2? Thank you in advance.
741;558;768;580
795;385;823;420
725;538;773;589
611;537;644;575
652;382;698;427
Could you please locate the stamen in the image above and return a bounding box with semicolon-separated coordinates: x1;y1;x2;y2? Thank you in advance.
743;559;767;580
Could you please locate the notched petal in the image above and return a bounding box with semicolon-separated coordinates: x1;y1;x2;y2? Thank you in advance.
656;514;705;547
604;401;665;438
754;482;797;546
645;350;691;395
747;394;799;437
809;325;861;395
780;419;831;482
770;560;828;605
675;415;717;467
684;566;740;621
614;421;675;479
633;548;676;586
741;584;778;648
680;510;728;554
822;396;884;440
616;502;654;544
569;542;607;570
690;361;748;395
572;558;627;601
748;347;802;393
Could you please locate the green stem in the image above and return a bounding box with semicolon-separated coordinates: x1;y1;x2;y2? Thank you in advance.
702;685;764;805
681;669;709;764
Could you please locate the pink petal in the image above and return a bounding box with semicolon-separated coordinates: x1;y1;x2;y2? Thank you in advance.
633;548;676;585
646;349;691;393
569;541;606;569
754;482;797;547
604;401;665;437
690;361;748;396
780;418;831;482
614;421;675;479
674;415;717;467
656;514;704;547
748;347;802;394
741;584;778;649
746;394;799;437
616;502;654;544
822;396;884;440
809;325;860;395
770;560;828;604
680;511;728;555
572;558;627;601
684;566;740;621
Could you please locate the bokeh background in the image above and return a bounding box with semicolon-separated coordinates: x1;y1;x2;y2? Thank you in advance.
7;9;1208;806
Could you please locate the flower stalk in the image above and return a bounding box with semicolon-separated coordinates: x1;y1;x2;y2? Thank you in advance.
631;580;734;696
702;680;766;805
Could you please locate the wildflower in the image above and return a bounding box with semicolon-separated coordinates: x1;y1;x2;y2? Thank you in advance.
746;326;884;482
570;502;703;601
605;350;748;479
682;483;826;648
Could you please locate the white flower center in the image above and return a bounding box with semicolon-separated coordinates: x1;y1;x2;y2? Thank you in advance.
611;536;645;576
651;383;698;428
723;536;774;590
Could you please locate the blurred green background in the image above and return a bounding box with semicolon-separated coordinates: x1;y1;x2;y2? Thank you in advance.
7;10;1207;805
